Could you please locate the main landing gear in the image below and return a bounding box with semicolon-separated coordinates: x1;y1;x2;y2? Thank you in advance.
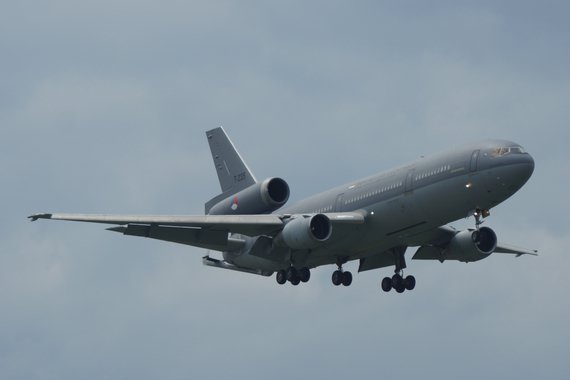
331;258;352;287
276;267;311;286
381;272;415;293
381;247;415;293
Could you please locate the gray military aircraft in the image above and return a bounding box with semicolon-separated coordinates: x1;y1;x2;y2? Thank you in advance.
30;127;537;292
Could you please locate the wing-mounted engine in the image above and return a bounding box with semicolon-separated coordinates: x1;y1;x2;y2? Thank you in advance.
275;214;332;250
448;226;497;262
206;177;290;215
413;226;498;263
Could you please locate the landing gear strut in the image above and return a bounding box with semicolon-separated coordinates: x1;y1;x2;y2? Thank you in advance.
381;247;415;293
331;258;352;287
474;208;490;230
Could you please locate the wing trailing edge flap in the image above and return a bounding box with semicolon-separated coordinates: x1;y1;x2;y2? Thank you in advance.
108;224;245;251
202;256;273;277
412;246;446;261
358;246;407;272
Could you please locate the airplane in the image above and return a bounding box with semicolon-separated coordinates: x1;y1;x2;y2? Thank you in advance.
29;127;537;292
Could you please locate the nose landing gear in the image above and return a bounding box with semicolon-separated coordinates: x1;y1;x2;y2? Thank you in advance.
474;208;490;230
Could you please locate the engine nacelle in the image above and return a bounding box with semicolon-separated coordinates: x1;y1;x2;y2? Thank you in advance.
207;177;290;215
277;214;332;250
448;226;498;262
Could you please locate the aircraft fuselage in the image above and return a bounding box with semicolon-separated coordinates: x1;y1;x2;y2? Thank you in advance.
227;139;534;271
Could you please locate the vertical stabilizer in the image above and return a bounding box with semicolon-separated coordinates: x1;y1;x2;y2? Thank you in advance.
206;127;257;193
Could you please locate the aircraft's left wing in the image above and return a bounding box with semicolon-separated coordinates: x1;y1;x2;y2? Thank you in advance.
29;213;285;235
29;211;366;252
29;212;287;252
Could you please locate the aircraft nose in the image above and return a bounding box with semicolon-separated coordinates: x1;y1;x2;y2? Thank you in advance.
520;152;535;180
507;152;535;190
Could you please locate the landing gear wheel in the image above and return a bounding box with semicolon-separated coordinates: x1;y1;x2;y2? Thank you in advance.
287;267;298;282
391;274;403;289
276;270;287;285
392;274;405;293
404;275;416;291
341;271;353;287
332;270;343;286
381;277;392;292
290;276;300;286
298;267;311;283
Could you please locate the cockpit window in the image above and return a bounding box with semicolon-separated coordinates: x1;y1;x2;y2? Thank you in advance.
491;146;526;157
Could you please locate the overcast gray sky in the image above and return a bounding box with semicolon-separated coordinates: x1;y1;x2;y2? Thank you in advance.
1;1;569;379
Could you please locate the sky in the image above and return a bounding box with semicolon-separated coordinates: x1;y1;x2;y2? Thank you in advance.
1;1;569;379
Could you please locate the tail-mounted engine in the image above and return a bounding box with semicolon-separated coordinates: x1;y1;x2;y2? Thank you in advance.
207;177;290;215
275;214;332;250
448;226;498;262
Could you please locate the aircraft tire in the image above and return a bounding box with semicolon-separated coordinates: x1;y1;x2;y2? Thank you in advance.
332;270;343;286
342;271;352;286
290;276;301;286
404;275;416;291
391;274;403;289
298;267;311;283
381;277;392;292
287;267;298;281
276;270;287;285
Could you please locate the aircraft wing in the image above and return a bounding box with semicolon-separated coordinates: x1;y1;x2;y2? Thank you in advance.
493;243;538;257
29;213;284;235
28;211;366;251
411;225;538;260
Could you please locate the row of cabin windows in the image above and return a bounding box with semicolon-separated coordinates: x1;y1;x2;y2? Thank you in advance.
345;181;404;205
312;205;334;214
415;165;451;181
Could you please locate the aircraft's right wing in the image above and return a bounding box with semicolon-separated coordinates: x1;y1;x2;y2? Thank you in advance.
411;225;538;261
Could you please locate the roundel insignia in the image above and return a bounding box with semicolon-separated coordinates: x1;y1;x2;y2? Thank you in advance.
231;196;239;211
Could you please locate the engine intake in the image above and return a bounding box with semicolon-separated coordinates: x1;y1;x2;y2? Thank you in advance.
278;214;332;250
207;177;290;215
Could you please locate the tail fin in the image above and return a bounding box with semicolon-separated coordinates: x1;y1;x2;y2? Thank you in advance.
205;127;257;213
206;127;257;192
